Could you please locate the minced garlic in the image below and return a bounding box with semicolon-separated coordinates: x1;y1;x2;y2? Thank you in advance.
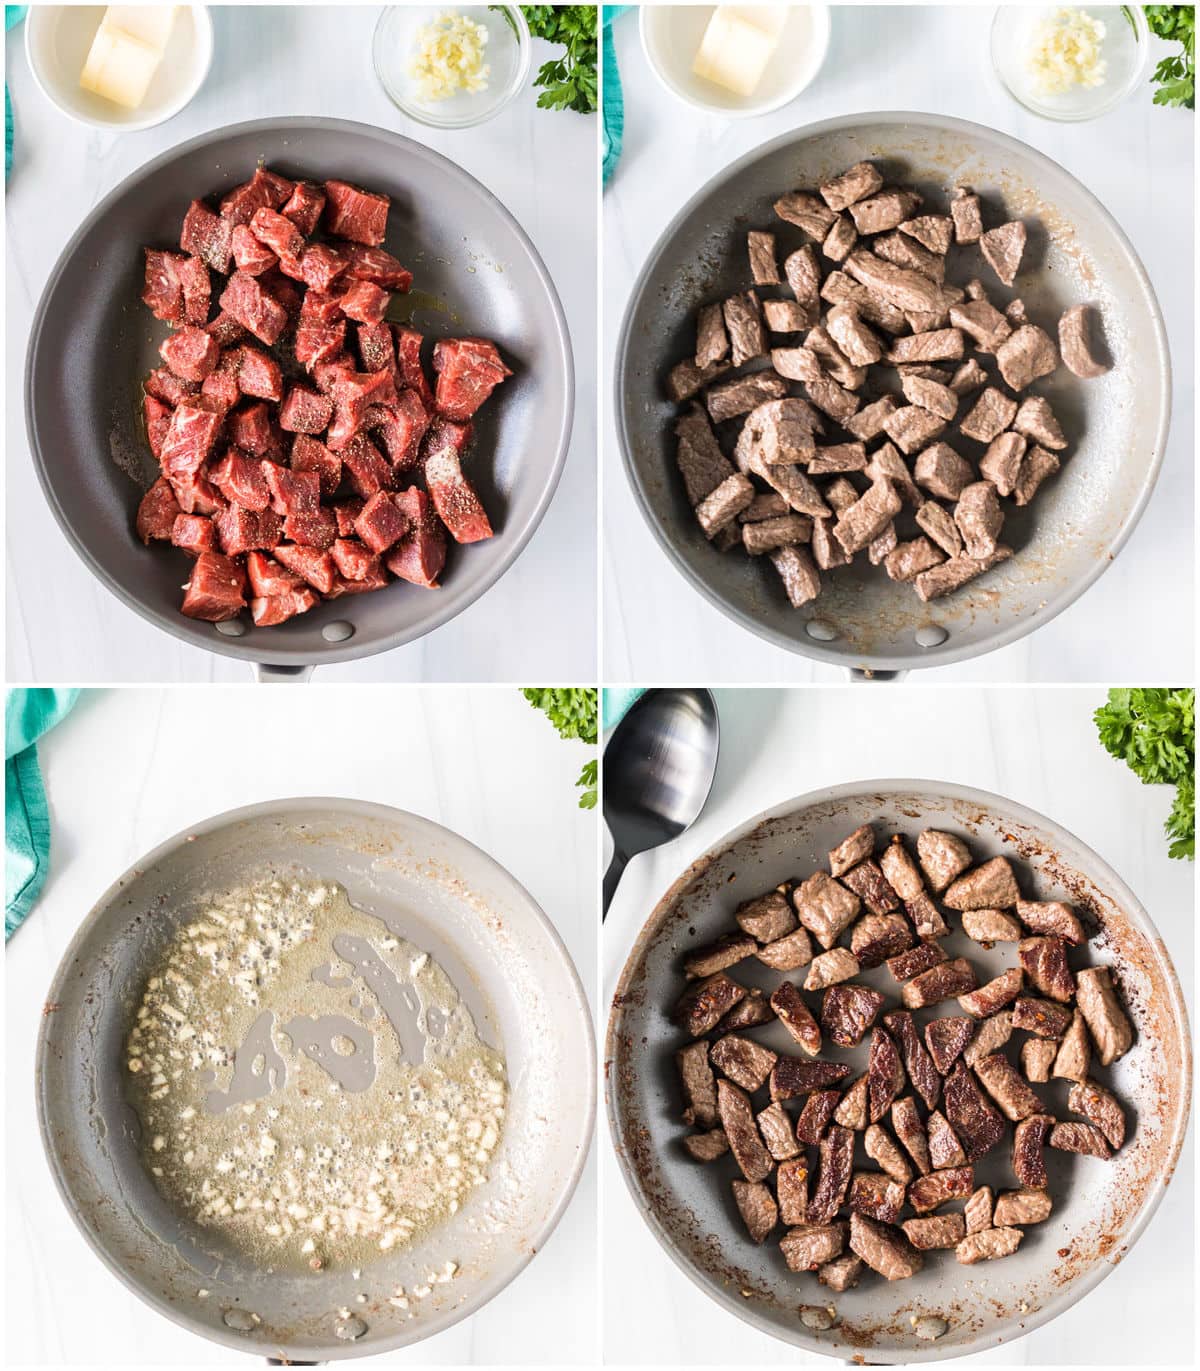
1026;8;1108;95
409;11;491;102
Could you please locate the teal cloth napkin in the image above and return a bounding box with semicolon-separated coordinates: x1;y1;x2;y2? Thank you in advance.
603;687;645;732
602;6;630;185
6;688;79;939
6;6;28;180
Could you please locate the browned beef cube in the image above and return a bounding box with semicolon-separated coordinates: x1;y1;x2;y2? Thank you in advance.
722;291;767;367
747;230;780;285
1016;899;1085;944
886;329;966;365
676;1040;718;1127
874;839;924;902
822;983;886;1047
756;925;815;971
731;1179;778;1243
979;432;1028;498
849;189;922;235
756;1102;802;1161
1014;395;1068;450
794;871;861;949
684;931;757;979
716;987;774;1033
835;1076;870;1132
695;302;730;368
849;1171;907;1224
890;1095;931;1174
959;386;1018;443
864;1122;912;1182
695;472;756;538
775;191;839;238
868;1027;905;1123
673;972;747;1036
770;1057;852;1102
820;269;908;332
1053;1012;1092;1083
959;966;1024;1019
1013;997;1073;1039
769;545;822;609
996;324;1058;391
1068;1079;1126;1149
882;405;947;456
849;1212;924;1280
845;395;899;443
907;1165;973;1214
903;1213;966;1250
944;855;1020;911
807;1124;856;1225
914;545;1012;602
962;908;1024;943
818;1252;863;1291
886;940;948;983
902;958;978;1010
823;213;859;262
828;823;875;877
964;1184;994;1233
771;981;822;1055
980;221;1027;286
682;1128;730;1162
845;248;947;314
740;492;790;523
962;1010;1013;1069
1022;1038;1058;1083
763;298;815;333
956;1227;1023;1264
899;214;953;254
924;1015;975;1074
1074;966;1134;1065
1012;1113;1055;1187
994;1188;1053;1226
1059;302;1110;378
954;481;1004;560
950;357;989;395
819;161;884;211
1019;936;1076;1004
916;830;971;891
915;501;963;559
950;188;983;244
914;442;973;501
716;1079;773;1182
734;890;796;943
974;1052;1045;1121
851;913;913;970
876;230;946;283
667;357;733;405
1049;1121;1113;1159
705;371;789;424
830;480;901;556
782;242;823;315
796;1089;842;1145
743;397;822;466
908;895;953;940
840;860;901;916
780;1222;847;1272
949;298;1012;352
925;1110;966;1169
883;1010;940;1109
826;304;884;366
777;1157;810;1225
674;414;737;511
710;1033;777;1092
944;1061;1005;1160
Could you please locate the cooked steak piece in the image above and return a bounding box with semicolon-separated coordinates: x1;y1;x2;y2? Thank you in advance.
805;947;862;991
795;1089;842;1146
956;1226;1023;1264
925;1109;967;1168
849;1171;907;1224
696;472;757;538
771;981;823;1055
996;323;1058;391
1049;1121;1113;1159
827;305;884;365
882;405;947;455
886;940;948;982
949;299;1012;352
904;1212;966;1250
1068;1079;1126;1149
1019;936;1076;1003
683;1128;729;1161
775;191;839;239
770;1057;852;1101
823;983;886;1047
667;356;733;404
1013;996;1073;1039
943;1061;1005;1160
829;823;875;877
845;395;899;442
781;1222;848;1272
962;908;1023;942
821;269;908;333
742;396;822;464
980;221;1026;286
705;371;789;423
954;481;1004;559
1012;1112;1055;1188
851;913;913;969
885;328;965;364
710;1033;778;1091
1022;1038;1058;1083
902;958;978;1010
899;214;953;254
964;1185;994;1233
874;836;921;900
884;1011;941;1109
674;972;747;1036
891;1095;931;1173
1074;966;1134;1064
823;213;859;262
757;1102;803;1161
784;243;823;313
751;458;833;521
924;1016;975;1074
1052;1012;1092;1083
864;1122;913;1183
914;545;1012;601
794;871;862;948
1012;444;1061;506
915;501;963;558
959;386;1018;443
913;442;974;508
1058;302;1110;378
723;291;768;367
840;859;901;916
684;931;757;978
835;1076;870;1130
849;190;923;235
808;442;868;475
978;432;1027;497
807;327;870;390
902;898;950;941
674;404;736;505
819;161;884;211
811;518;850;571
917;830;972;892
875;230;945;284
1016;899;1086;945
818;1252;864;1292
740;492;790;522
845;249;947;314
747;230;781;285
949;357;988;395
696;302;730;368
717;987;775;1033
1013;395;1068;449
808;1124;856;1225
974;1052;1044;1122
959;966;1024;1019
763;298;815;333
901;375;958;421
716;1079;774;1182
757;924;816;970
735;890;797;943
866;442;922;506
994;1187;1053;1226
962;1009;1013;1068
944;856;1020;910
731;1179;778;1243
908;1164;973;1214
849;1212;924;1280
777;1157;811;1225
677;1040;719;1126
950;188;983;244
868;1027;906;1122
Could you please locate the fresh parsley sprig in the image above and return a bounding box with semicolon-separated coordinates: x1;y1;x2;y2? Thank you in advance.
1144;5;1195;109
496;5;598;113
1095;688;1195;859
522;688;598;808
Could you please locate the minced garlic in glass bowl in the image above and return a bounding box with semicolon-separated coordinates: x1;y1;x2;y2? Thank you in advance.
990;5;1150;122
410;12;492;102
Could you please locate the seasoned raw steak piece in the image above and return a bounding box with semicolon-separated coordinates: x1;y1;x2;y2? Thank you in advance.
818;1252;863;1292
771;1057;852;1102
962;908;1023;943
796;1089;842;1145
757;925;816;971
1074;966;1134;1064
840;860;901;917
1022;1038;1058;1083
902;958;978;1010
829;824;875;878
160;326;220;382
433;337;512;421
385;488;446;589
907;1165;973;1214
159;399;224;488
777;1157;810;1225
1050;1121;1113;1159
716;1079;773;1181
943;1061;1005;1160
804;947;861;992
959;385;1018;443
424;419;494;544
1013;997;1073;1039
959;966;1024;1019
1012;1113;1055;1187
883;1011;940;1110
1068;1080;1126;1149
710;1034;778;1092
925;1110;966;1169
962;1009;1013;1069
807;1124;856;1225
1019;936;1076;1003
868;1028;905;1123
682;1128;729;1162
917;830;972;892
974;1052;1044;1121
964;1185;994;1233
180;551;247;621
890;1095;931;1174
819;161;884;211
137;478;183;543
996;324;1058;392
904;1213;966;1250
886;941;948;983
794;871;861;949
864;1122;912;1183
994;1188;1053;1225
771;982;822;1055
321;179;389;246
823;984;886;1047
851;914;912;970
674;972;747;1037
735;891;796;943
849;1212;924;1280
676;1041;718;1127
834;1075;870;1131
924;1015;975;1074
732;1179;778;1243
944;856;1020;910
780;1223;847;1272
849;1171;907;1224
219;271;289;345
684;932;756;979
956;1227;1023;1264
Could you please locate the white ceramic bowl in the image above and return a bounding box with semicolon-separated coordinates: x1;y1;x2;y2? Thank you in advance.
640;4;830;118
25;5;213;132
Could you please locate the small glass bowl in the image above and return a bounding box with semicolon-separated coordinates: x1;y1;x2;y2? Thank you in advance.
990;5;1151;122
373;5;531;130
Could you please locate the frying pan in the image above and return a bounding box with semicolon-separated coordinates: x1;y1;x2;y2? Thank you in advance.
614;113;1171;676
606;781;1191;1362
36;798;595;1361
25;118;574;681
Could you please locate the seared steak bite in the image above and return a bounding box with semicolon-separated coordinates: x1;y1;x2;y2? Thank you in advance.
974;1052;1045;1121
1019;936;1077;1003
823;214;859;262
956;1226;1023;1264
710;1034;778;1092
996;324;1058;391
771;546;824;607
907;1165;974;1214
959;385;1018;443
1058;303;1110;378
959;966;1024;1018
667;356;733;404
994;1188;1053;1225
771;981;823;1055
949;298;1012;352
674;972;747;1036
796;1089;843;1145
1012;1113;1054;1188
807;325;868;390
818;1252;864;1291
744;515;814;557
943;1060;1006;1160
882;405;948;456
696;473;757;538
949;357;988;395
781;1222;847;1272
925;1015;975;1074
905;890;949;940
917;830;972;892
771;1056;852;1101
900;214;954;254
945;856;1021;910
794;870;862;948
827;304;884;366
950;187;983;244
716;1079;774;1182
775;190;839;239
683;1128;729;1161
707;373;790;427
1012;445;1061;506
1068;1079;1126;1149
845;248;948;315
823;983;887;1047
777;1158;811;1225
868;1028;906;1122
684;931;757;978
757;1102;803;1161
764;298;816;333
677;1040;718;1126
757;923;816;971
829;823;876;877
876;231;946;283
852;913;913;969
887;939;948;983
850;1171;907;1224
915;500;964;558
695;302;730;368
723;292;768;367
886;328;965;364
742;397;821;466
1014;394;1068;450
735;890;796;943
808;1124;856;1224
1052;1012;1092;1083
914;545;1012;602
902;958;979;1010
732;1179;778;1243
903;1213;966;1249
980;220;1027;286
850;1212;924;1280
784;243;823;315
740;492;790;522
962;908;1023;942
877;836;924;900
850;189;923;235
890;1095;931;1174
1022;1038;1058;1083
864;1122;913;1183
1074;966;1133;1064
964;1184;994;1233
979;432;1027;498
821;269;908;332
841;861;902;918
806;947;862;991
926;1109;967;1169
674;404;737;505
747;231;780;286
1017;900;1087;943
845;394;900;442
835;1075;870;1130
915;442;974;500
962;1008;1013;1068
819;161;885;211
1013;996;1073;1039
884;1011;941;1109
866;442;922;506
1049;1121;1113;1159
717;987;775;1033
954;481;1004;559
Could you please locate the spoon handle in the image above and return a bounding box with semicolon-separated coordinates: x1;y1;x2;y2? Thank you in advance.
602;849;629;920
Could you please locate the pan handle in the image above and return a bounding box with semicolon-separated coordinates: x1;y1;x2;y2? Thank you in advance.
253;664;315;684
846;668;908;682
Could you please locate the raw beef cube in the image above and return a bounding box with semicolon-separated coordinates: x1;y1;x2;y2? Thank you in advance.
327;564;391;598
273;543;337;595
340;433;393;497
280;385;335;434
231;347;283;403
136;478;182;542
174;476;227;517
142;249;186;324
220;167;293;225
180;199;233;273
314;353;356;396
159;399;225;485
160;326;220;382
338;242;413;291
385;487;447;588
334;500;365;537
433;337;512;421
206;311;246;348
201;369;240;412
331;538;382;582
250;206;304;260
143;396;172;460
295;317;348;371
290;433;342;496
180;551;247;621
300;243;349;292
357;321;395;373
261;269;303;319
369;390;430;470
231;223;277;275
262;462;320;516
251;587;319;626
284;508;338;549
355;491;411;553
324;180;390;246
227;401;276;455
281;180;326;237
246;550;305;597
424;418;493;543
178;255;212;326
145;366;198;407
393;326;435;408
332;369;398;430
219;272;289;346
338;279;389;324
171;513;217;555
208;447;272;511
214;505;282;556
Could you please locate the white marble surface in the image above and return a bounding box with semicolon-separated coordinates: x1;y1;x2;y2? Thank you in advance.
5;687;598;1364
603;686;1194;1364
5;5;597;683
602;4;1195;682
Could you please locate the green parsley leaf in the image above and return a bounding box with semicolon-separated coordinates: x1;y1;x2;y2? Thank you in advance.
522;688;598;809
1095;687;1195;860
1144;5;1195;109
494;6;598;113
